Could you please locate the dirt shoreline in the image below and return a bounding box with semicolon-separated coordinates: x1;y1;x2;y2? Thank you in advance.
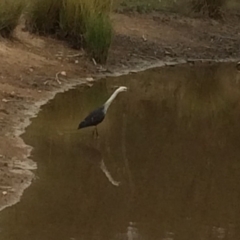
0;12;240;212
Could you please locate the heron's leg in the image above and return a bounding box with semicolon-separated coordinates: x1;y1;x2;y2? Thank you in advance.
92;126;98;139
95;126;99;138
92;127;97;139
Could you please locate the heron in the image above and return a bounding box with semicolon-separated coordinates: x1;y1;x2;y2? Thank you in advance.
78;86;128;137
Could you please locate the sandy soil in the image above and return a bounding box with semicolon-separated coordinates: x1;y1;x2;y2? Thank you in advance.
0;12;239;211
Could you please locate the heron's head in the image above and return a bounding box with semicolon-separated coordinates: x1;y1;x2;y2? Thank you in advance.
117;86;128;92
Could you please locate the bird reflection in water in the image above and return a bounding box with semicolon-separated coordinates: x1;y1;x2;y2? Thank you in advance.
100;159;120;186
79;143;120;187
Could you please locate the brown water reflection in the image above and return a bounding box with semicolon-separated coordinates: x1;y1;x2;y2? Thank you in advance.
1;62;240;240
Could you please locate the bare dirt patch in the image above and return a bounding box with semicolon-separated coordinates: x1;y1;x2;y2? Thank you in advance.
0;12;239;211
109;13;240;66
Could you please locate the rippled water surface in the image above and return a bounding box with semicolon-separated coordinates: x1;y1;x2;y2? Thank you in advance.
1;62;240;240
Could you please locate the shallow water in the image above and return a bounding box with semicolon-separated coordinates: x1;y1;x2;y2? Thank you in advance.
1;62;240;240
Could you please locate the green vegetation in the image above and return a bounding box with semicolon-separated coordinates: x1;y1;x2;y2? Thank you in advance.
84;14;112;63
0;0;25;38
25;0;113;63
0;0;239;60
25;0;61;35
59;0;112;62
0;0;113;62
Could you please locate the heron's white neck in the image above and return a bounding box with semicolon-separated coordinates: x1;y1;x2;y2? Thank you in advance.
103;88;124;113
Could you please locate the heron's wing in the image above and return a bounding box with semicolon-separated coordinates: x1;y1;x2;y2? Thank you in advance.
83;107;105;126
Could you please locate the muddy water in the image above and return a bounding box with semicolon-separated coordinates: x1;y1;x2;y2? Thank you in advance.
1;62;240;240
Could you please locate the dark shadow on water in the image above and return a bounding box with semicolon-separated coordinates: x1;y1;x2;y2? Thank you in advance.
1;62;240;240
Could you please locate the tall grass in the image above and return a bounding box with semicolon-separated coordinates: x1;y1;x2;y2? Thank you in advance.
59;0;85;47
25;0;113;63
84;13;112;63
25;0;62;34
83;0;113;63
0;0;25;38
60;0;113;62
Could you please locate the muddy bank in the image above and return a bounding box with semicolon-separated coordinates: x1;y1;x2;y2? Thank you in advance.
0;11;240;212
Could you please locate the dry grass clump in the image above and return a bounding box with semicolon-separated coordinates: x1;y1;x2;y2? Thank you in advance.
25;0;62;35
25;0;113;63
0;0;25;38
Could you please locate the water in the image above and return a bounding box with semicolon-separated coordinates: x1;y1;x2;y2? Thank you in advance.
1;62;240;240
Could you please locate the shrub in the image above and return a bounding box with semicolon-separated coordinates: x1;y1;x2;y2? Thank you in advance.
84;13;112;63
0;0;25;38
59;0;113;63
26;0;113;63
59;0;85;48
25;0;62;35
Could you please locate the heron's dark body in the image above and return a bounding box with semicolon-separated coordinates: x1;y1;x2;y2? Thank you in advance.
78;106;105;129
